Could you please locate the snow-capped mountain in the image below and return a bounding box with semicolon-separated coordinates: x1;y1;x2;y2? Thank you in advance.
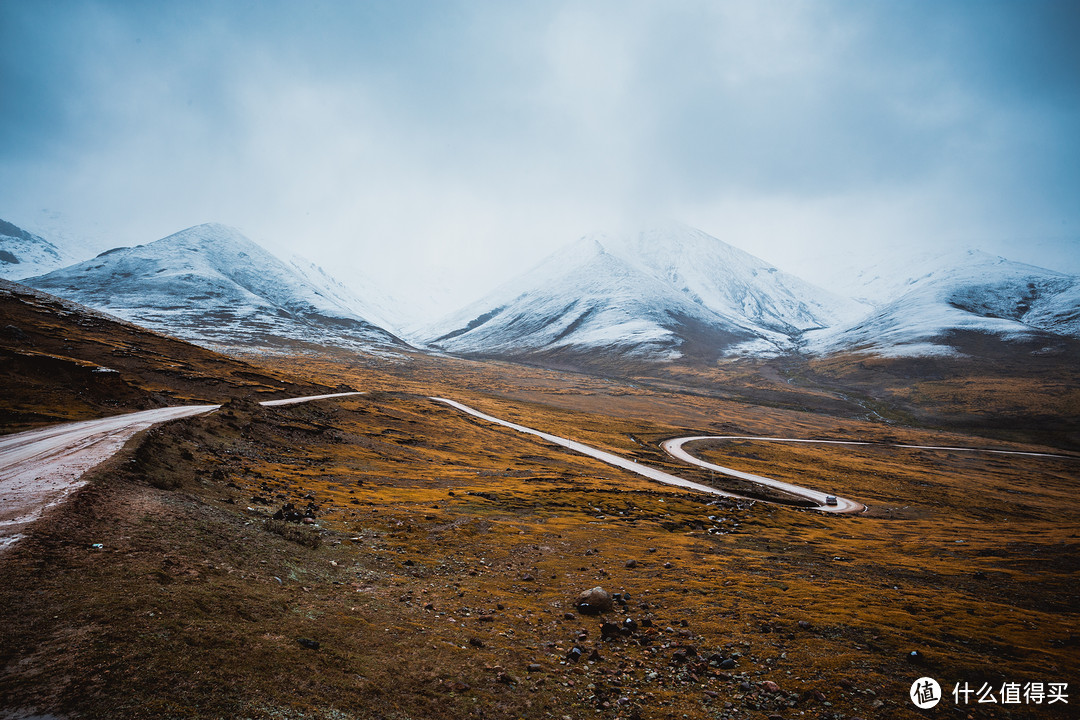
806;249;1080;357
421;224;865;363
0;219;77;280
25;223;406;352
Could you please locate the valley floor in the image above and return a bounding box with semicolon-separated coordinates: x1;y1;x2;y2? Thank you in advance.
1;352;1077;720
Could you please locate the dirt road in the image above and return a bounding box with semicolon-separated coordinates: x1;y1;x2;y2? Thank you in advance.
0;392;363;550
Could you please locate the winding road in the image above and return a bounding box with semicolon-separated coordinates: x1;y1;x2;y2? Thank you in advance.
0;392;363;549
432;398;865;513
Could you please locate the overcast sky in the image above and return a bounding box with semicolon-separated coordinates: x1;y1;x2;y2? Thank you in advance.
2;0;1078;313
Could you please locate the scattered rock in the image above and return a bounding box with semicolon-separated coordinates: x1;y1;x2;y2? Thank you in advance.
600;622;622;639
575;586;614;614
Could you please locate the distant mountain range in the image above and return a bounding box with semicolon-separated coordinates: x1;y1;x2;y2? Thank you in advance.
4;217;1077;366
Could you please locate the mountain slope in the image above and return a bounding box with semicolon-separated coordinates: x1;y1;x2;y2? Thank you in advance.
421;225;863;365
25;223;406;353
0;278;335;431
806;250;1080;357
0;219;75;280
599;224;867;334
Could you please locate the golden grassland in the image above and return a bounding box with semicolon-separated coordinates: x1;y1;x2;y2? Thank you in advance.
2;350;1077;720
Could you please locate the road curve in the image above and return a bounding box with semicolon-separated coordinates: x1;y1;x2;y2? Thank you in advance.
0;392;364;550
661;437;864;513
430;397;860;512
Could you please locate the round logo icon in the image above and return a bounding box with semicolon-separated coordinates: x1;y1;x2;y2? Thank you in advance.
910;677;942;709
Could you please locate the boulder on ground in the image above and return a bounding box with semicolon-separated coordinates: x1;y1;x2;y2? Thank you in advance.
575;586;613;614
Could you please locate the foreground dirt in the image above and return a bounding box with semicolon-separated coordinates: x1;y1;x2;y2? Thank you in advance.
1;354;1076;720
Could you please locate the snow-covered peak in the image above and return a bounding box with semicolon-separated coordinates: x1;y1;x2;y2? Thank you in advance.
25;223;406;352
419;223;860;362
806;249;1080;356
590;224;869;333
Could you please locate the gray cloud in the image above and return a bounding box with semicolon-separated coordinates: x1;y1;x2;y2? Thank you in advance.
2;0;1078;314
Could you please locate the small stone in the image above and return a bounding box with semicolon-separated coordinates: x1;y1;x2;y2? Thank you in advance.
522;574;535;582
663;562;673;569
527;663;542;672
297;638;320;650
906;650;925;664
566;646;584;662
601;622;622;639
625;559;638;568
469;638;485;648
564;612;576;620
720;658;737;670
761;680;781;693
797;620;812;630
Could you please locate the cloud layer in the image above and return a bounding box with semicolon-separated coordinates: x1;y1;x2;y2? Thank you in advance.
2;1;1078;313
